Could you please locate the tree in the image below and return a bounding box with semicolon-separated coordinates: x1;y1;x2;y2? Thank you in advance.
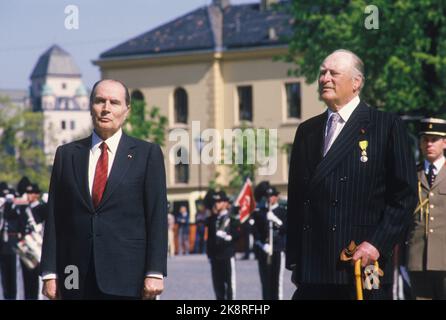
281;0;446;118
0;98;50;191
124;99;168;146
223;123;277;190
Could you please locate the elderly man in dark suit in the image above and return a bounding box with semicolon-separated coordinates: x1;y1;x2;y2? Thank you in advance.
286;49;418;299
41;79;168;300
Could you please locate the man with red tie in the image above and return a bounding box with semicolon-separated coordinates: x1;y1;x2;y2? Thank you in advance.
41;79;168;300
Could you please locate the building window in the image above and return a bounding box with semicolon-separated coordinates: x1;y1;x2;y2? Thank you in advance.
237;85;253;122
61;121;66;130
62;83;66;89
175;147;189;183
131;90;144;102
70;121;75;130
131;90;145;121
285;82;301;119
174;88;188;124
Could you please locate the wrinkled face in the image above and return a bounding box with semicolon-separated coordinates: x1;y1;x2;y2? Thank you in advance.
318;53;361;110
90;80;129;140
420;135;446;163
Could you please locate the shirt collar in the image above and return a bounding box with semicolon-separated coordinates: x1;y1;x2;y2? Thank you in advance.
270;203;279;210
327;95;360;123
91;129;122;155
424;156;446;174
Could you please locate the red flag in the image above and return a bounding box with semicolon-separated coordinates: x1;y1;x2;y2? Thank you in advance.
234;178;256;223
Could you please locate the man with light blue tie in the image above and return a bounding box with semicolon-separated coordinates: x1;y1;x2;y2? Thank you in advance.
286;49;418;299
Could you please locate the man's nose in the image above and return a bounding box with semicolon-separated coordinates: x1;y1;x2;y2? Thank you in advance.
320;72;332;83
101;100;111;112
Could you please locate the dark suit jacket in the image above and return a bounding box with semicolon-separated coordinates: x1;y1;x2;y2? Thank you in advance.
206;212;240;260
41;133;168;298
286;101;418;285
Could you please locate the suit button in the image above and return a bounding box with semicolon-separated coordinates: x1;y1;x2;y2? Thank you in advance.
430;204;434;209
332;200;338;207
430;217;434;221
304;200;310;206
429;229;434;233
339;176;348;182
331;225;337;231
430;192;434;197
303;225;310;231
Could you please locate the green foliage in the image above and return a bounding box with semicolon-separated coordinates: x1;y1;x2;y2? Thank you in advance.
281;0;446;117
124;99;168;146
0;98;50;191
223;123;276;190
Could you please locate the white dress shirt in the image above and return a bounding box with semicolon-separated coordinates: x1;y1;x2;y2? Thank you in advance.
43;128;163;281
424;156;446;176
324;95;361;153
88;129;122;195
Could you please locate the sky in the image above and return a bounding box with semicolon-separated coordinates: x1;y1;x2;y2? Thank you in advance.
0;0;254;90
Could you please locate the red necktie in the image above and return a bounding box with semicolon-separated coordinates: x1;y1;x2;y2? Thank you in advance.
92;142;108;208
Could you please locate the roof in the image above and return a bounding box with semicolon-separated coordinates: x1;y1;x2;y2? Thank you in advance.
99;1;292;60
0;89;28;102
30;45;81;79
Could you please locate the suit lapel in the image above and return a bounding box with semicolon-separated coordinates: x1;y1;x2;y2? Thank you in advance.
306;112;327;175
308;102;371;192
72;136;95;212
95;134;136;210
432;163;446;190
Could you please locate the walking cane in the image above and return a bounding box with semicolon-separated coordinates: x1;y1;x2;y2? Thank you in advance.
354;259;363;300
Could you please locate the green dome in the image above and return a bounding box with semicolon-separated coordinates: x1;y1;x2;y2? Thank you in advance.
75;84;88;96
41;84;53;96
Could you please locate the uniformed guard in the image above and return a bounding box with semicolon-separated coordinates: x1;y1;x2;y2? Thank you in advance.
16;183;46;300
252;186;287;300
0;184;20;300
205;190;240;300
407;117;446;299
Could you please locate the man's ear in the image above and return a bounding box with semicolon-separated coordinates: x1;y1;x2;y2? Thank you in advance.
352;76;361;92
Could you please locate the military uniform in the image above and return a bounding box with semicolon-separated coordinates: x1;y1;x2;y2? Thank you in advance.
0;185;20;300
16;184;47;300
206;191;240;300
406;118;446;299
252;187;287;300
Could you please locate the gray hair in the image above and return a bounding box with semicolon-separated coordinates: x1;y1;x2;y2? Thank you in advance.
89;79;131;108
325;49;365;91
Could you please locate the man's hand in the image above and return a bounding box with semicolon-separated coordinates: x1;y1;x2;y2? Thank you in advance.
216;230;232;241
266;211;283;226
352;241;380;267
142;277;164;300
42;279;59;300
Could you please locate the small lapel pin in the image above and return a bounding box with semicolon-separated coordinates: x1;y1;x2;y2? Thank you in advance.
128;154;133;159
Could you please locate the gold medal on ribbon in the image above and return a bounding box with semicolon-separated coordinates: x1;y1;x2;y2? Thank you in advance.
359;140;368;163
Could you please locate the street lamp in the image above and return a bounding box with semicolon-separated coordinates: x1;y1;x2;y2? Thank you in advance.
194;135;205;196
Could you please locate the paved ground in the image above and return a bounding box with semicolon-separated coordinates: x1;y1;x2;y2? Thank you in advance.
161;253;295;300
0;253;295;300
